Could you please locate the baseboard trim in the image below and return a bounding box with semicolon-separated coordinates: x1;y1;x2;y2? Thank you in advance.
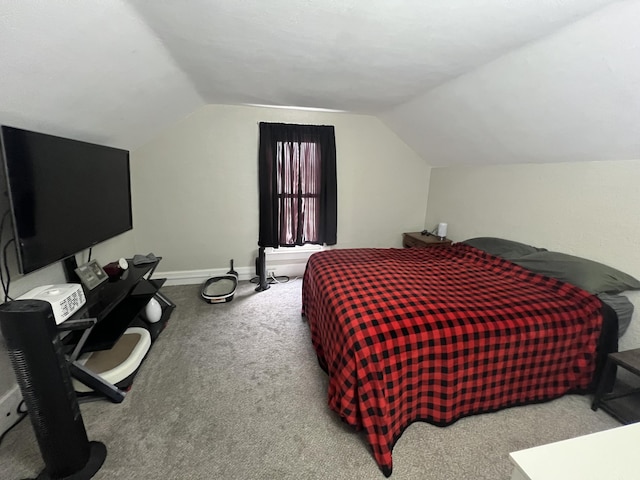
153;266;254;286
153;262;307;286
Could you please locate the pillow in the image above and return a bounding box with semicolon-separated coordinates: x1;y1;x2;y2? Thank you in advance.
461;237;546;260
597;293;634;338
511;251;640;294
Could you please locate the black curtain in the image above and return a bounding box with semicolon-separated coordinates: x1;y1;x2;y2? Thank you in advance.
258;122;337;248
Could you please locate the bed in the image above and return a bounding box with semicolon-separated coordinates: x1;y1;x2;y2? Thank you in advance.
301;240;635;476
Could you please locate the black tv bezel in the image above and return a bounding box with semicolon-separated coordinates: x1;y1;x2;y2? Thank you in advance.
0;125;133;275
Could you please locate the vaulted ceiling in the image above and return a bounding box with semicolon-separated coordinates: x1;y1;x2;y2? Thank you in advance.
1;1;638;166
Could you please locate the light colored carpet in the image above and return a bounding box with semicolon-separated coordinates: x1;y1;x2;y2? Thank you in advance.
0;280;621;479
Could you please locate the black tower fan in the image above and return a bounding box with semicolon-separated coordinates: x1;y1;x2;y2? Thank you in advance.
0;299;106;480
255;246;270;292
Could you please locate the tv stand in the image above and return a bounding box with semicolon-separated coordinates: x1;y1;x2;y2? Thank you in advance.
61;257;175;402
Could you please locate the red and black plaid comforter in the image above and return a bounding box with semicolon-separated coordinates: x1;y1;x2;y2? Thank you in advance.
301;245;604;476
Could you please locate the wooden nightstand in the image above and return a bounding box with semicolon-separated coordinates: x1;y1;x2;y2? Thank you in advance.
402;232;452;248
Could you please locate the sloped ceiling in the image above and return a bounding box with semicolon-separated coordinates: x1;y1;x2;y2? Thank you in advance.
1;0;637;166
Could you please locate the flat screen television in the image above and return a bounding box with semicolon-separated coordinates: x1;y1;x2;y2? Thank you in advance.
0;125;133;275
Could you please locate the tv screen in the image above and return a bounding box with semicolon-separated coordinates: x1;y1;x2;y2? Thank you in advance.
0;126;133;274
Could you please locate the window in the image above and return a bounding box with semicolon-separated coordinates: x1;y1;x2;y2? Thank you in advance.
277;140;319;244
258;123;337;248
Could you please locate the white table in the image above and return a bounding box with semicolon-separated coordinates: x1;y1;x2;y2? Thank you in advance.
509;422;640;480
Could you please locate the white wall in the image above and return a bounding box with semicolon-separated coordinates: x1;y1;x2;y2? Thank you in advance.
426;159;640;350
130;104;430;277
382;1;640;167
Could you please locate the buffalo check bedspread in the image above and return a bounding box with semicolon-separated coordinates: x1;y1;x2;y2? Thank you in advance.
301;244;606;476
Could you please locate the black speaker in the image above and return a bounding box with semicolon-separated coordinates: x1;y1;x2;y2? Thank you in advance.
0;299;106;480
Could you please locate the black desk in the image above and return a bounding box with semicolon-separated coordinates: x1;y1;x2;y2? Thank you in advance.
61;258;174;402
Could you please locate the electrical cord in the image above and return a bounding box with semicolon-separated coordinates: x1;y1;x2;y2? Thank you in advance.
0;401;28;448
420;226;439;236
268;272;287;284
2;237;15;302
0;210;10;240
249;273;291;285
0;210;12;301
